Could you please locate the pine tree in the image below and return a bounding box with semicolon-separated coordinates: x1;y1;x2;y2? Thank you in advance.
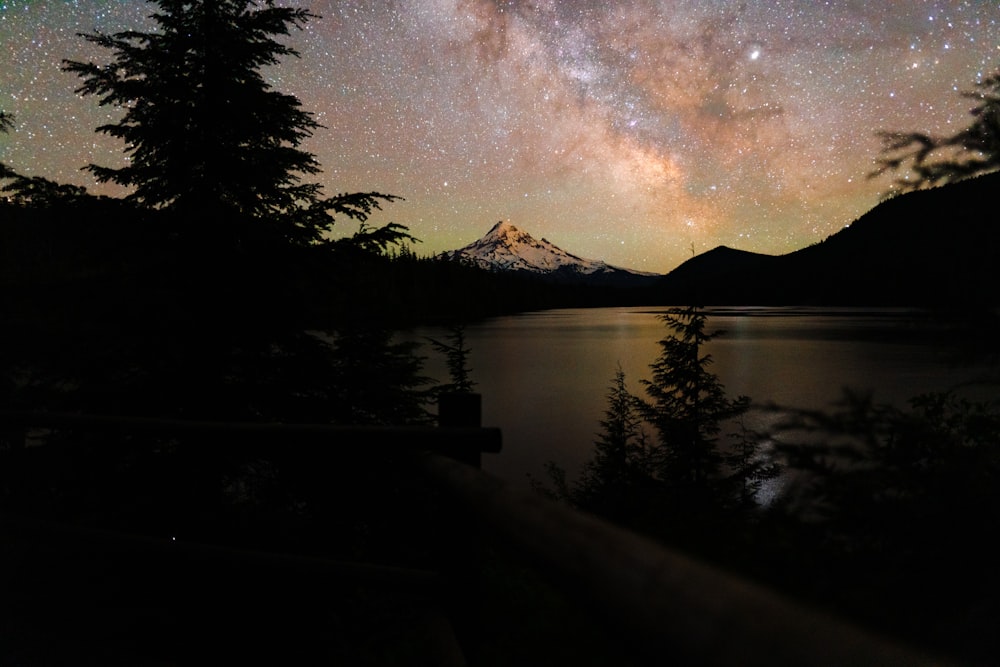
62;0;396;244
872;66;1000;191
427;325;476;394
640;306;750;495
1;112;93;205
326;326;433;426
0;111;14;182
573;366;653;516
724;415;779;510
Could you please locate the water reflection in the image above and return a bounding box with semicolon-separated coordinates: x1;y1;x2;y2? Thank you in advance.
408;307;996;487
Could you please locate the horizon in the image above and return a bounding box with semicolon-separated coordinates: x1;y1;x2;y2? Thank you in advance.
447;216;804;270
2;1;998;272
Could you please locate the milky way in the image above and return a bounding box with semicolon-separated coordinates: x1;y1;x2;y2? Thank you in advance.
2;1;998;271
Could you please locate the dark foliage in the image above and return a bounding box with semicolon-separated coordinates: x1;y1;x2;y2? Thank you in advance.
1;110;108;206
62;1;320;213
1;0;433;424
872;66;1000;191
0;190;451;661
639;306;753;496
0;110;16;182
426;325;477;394
760;389;1000;660
723;415;781;511
2;174;91;205
1;201;436;422
322;326;434;426
569;366;656;522
61;0;401;246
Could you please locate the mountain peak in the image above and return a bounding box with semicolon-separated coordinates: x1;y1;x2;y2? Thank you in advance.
438;221;660;286
485;219;518;236
441;221;595;274
482;220;531;245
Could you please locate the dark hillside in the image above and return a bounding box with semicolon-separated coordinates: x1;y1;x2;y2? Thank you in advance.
659;172;1000;305
784;171;1000;304
657;246;780;304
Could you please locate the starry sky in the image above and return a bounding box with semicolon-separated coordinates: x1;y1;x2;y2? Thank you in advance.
2;1;999;272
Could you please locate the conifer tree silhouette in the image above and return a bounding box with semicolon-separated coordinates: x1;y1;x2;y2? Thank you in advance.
1;111;93;205
872;66;1000;191
640;306;751;495
427;325;476;394
0;111;14;181
62;0;398;245
572;366;653;517
542;308;777;521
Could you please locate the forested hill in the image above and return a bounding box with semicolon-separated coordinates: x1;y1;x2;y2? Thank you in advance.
658;172;1000;306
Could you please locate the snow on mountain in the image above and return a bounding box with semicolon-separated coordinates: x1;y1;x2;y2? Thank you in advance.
439;221;654;281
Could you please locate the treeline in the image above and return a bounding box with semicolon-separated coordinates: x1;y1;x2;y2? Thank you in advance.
0;196;653;326
347;250;663;324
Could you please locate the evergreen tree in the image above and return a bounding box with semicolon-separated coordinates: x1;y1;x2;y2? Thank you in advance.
1;111;14;182
723;415;780;510
1;111;94;205
62;0;396;244
573;366;653;517
640;306;751;495
326;326;433;426
872;65;1000;191
2;174;91;206
539;309;777;528
427;325;476;394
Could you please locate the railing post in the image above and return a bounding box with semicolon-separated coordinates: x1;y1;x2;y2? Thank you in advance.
437;393;482;467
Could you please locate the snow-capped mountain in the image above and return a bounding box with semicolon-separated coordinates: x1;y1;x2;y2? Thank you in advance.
439;221;659;285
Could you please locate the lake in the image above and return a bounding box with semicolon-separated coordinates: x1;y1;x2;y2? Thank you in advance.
406;306;998;489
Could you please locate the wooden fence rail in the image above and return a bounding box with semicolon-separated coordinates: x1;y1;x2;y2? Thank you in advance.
0;409;501;453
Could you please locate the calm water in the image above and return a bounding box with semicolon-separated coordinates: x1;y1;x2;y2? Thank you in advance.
407;307;998;488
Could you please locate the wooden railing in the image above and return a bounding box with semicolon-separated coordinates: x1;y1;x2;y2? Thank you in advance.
0;403;949;666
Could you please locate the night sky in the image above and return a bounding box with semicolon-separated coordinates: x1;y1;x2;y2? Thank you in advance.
2;1;998;272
